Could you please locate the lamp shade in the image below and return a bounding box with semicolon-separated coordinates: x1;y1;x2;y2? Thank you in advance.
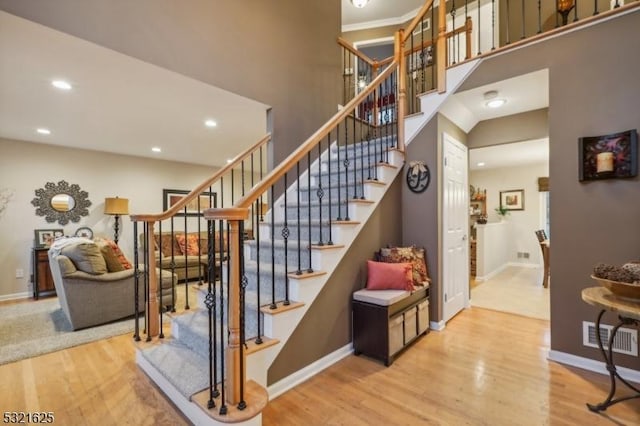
104;197;129;215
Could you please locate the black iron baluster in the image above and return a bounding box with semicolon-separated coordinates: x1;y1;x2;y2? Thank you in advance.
574;0;579;22
327;132;334;246
307;152;314;272
492;0;496;50
409;29;414;114
296;161;302;275
184;207;190;310
337;123;343;221
218;222;226;415
205;219;217;409
594;0;599;16
477;0;482;54
170;217;176;312
452;0;458;65
343;48;347;106
133;221;140;341
367;125;372;181
144;222;150;341
260;147;264;222
344;120;351;221
421;15;426;93
317;141;325;247
254;195;262;345
360;110;365;192
521;0;525;39
158;221;164;339
238;221;247;411
269;185;277;310
282;173;290;306
198;197;203;286
432;5;437;85
506;0;511;45
352;109;359;200
537;0;542;33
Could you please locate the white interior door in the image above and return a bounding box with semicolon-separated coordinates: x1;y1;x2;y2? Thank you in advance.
442;132;469;323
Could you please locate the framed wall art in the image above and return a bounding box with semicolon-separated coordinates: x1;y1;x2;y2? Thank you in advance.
34;228;63;248
578;129;638;181
499;189;524;211
163;189;217;217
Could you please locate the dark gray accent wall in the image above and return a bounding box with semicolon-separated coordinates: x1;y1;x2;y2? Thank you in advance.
401;116;439;320
460;9;640;369
0;0;342;166
468;108;549;149
268;174;403;384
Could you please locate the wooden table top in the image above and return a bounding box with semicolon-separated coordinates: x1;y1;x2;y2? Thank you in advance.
582;286;640;321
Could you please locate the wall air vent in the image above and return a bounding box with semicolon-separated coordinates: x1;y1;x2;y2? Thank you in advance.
412;18;430;36
582;321;638;356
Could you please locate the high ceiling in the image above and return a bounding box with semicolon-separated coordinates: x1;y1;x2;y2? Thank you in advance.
342;0;425;31
0;11;268;167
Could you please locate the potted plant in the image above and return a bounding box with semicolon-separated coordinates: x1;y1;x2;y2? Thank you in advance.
495;206;510;220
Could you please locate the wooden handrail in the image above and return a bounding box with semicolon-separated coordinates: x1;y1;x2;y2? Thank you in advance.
129;133;271;222
205;59;399;220
403;0;435;42
337;37;376;67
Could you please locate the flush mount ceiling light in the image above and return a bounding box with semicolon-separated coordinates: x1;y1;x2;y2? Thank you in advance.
51;80;72;90
483;90;506;108
477;162;486;167
351;0;370;8
151;147;162;153
204;119;217;128
36;128;51;135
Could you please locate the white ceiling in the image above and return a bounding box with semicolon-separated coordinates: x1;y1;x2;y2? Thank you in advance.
0;11;269;167
469;138;549;171
342;0;425;32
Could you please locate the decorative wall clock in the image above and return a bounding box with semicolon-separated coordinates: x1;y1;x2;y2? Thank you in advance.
406;161;430;193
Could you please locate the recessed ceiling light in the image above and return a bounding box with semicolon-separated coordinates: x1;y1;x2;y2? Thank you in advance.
51;80;72;90
36;128;51;135
205;119;217;128
486;99;506;108
226;159;233;164
477;162;486;167
151;147;162;153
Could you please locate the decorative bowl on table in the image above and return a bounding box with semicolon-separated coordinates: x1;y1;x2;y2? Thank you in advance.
591;275;640;301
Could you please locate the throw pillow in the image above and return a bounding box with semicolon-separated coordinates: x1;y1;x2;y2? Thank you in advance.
366;260;414;291
61;242;108;275
378;246;430;287
96;239;132;271
175;233;201;256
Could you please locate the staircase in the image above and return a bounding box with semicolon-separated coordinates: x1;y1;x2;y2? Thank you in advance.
136;134;405;424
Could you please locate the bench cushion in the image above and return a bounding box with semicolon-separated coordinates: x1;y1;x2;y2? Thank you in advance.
353;289;410;306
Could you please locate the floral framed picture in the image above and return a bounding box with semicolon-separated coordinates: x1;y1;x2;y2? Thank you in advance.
499;189;524;211
34;228;63;248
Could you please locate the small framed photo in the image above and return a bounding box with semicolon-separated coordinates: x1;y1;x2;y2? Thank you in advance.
34;228;63;248
499;189;524;211
163;189;217;217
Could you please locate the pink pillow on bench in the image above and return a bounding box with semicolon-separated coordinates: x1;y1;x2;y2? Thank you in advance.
366;260;414;291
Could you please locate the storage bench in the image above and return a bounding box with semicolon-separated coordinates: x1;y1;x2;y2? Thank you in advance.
352;285;429;366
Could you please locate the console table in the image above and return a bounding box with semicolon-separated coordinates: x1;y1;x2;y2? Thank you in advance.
581;286;640;412
353;286;429;366
32;247;56;299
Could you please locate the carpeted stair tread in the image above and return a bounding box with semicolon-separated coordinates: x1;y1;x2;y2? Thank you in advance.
139;340;210;399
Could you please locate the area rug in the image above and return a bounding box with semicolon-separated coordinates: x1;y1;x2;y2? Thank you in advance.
0;298;135;365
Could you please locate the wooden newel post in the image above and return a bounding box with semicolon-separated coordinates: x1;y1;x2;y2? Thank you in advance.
395;30;406;153
146;221;160;337
223;209;249;405
437;0;447;93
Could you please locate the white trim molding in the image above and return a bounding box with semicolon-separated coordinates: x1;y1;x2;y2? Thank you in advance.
0;291;29;302
430;320;446;331
548;350;640;385
342;7;421;33
268;343;354;399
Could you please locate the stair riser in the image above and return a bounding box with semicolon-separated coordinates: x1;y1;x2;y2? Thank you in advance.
330;137;396;157
299;184;366;201
258;223;332;245
283;202;352;222
246;242;313;271
309;169;384;189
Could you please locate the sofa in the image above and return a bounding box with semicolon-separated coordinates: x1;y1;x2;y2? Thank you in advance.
49;238;175;330
141;231;227;282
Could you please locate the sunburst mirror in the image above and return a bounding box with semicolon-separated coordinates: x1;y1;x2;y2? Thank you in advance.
31;180;91;225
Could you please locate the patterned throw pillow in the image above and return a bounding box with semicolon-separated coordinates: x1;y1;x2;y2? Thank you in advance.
96;238;133;271
378;246;430;287
175;233;201;256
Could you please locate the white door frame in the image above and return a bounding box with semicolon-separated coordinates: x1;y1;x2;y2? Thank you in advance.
441;131;470;323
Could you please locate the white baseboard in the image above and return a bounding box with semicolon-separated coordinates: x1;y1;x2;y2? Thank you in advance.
548;350;640;384
429;320;446;331
475;263;509;282
507;262;540;269
268;343;353;399
0;291;29;302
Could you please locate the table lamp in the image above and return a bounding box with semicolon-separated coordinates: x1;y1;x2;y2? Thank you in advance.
104;197;129;244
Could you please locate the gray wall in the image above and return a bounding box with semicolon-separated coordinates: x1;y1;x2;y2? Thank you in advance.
460;9;640;369
268;174;403;384
468;108;549;149
0;0;342;167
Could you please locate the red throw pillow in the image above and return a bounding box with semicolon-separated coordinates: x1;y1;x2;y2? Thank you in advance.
366;260;414;291
175;234;201;256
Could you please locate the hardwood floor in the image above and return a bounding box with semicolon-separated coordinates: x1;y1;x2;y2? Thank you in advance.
1;307;638;425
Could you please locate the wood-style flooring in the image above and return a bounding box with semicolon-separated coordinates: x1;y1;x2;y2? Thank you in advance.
1;307;638;425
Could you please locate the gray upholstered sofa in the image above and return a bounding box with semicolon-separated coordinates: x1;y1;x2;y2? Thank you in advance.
49;241;175;330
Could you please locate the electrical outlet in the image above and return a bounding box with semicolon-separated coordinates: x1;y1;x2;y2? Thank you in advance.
344;67;354;75
15;269;24;278
523;252;530;259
